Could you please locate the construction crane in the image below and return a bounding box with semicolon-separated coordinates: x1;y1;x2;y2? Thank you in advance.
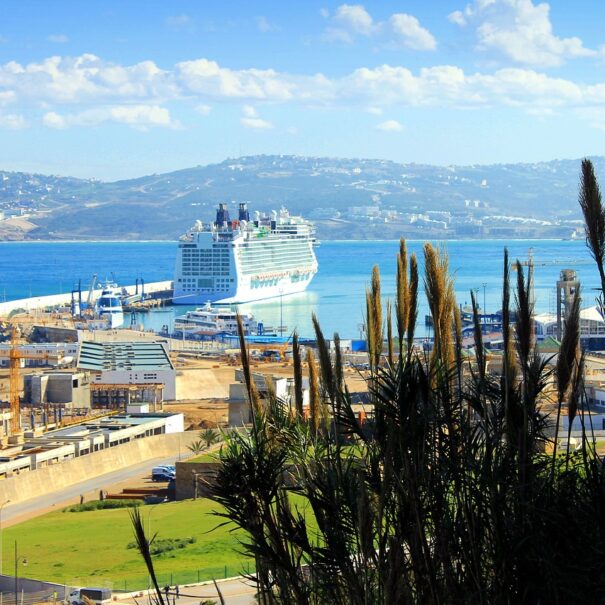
85;274;98;311
0;325;53;436
511;248;593;273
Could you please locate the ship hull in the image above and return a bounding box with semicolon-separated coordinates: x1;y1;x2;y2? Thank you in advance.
174;271;315;305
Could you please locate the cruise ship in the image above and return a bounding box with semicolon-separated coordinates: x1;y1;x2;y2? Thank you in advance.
173;203;318;304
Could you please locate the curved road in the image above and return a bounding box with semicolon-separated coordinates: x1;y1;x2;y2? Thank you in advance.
3;454;179;526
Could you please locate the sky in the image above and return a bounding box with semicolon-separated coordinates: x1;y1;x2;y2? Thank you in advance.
1;0;605;180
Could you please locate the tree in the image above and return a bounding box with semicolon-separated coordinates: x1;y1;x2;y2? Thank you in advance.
208;206;605;604
187;440;204;455
199;428;220;448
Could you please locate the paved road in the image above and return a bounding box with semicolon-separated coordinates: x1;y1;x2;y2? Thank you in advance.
120;578;257;605
3;454;179;526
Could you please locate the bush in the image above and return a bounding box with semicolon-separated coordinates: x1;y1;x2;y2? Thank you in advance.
127;536;196;556
64;499;141;512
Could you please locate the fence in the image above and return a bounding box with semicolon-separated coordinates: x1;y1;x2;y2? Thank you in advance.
66;561;255;592
0;589;57;605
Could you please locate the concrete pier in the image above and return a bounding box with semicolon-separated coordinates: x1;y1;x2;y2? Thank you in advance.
0;279;173;316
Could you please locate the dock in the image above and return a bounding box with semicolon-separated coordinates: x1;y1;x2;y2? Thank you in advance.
0;279;173;316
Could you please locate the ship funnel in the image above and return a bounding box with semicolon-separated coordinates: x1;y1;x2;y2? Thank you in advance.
238;202;250;222
215;203;230;226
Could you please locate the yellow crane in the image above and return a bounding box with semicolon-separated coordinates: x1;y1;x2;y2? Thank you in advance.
1;325;52;436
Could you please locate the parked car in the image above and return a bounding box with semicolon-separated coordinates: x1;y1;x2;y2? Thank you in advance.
152;466;176;482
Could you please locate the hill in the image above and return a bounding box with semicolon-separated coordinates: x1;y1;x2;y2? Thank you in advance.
0;155;598;240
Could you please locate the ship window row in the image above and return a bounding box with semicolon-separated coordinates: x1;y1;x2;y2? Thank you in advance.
178;278;234;283
180;287;230;292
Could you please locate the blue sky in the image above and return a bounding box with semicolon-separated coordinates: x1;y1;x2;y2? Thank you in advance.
2;0;605;179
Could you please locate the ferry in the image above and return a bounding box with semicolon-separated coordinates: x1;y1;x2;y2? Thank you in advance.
173;203;318;304
174;302;263;337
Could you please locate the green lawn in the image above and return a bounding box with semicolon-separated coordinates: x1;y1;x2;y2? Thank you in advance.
186;451;220;463
4;499;251;591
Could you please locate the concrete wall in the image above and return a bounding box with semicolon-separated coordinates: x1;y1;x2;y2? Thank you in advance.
175;461;220;500
25;373;90;407
0;431;198;505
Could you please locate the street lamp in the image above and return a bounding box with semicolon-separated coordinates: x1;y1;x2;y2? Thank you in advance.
0;499;11;575
14;541;27;605
482;283;487;326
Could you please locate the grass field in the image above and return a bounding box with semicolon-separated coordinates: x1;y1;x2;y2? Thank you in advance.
3;499;251;590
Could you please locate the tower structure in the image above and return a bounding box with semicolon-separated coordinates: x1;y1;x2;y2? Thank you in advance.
556;269;580;340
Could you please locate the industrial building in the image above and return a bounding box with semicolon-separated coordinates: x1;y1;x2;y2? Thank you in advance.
534;306;605;349
24;372;90;408
229;369;309;425
0;342;78;368
0;412;184;479
77;341;176;409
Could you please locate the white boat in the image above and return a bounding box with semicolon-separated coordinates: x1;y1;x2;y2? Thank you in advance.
94;282;124;329
174;302;260;336
173;203;318;304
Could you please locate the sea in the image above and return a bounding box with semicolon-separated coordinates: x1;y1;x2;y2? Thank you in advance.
0;239;599;339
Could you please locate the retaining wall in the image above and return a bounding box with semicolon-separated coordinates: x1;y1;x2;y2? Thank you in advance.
0;431;198;505
175;461;219;500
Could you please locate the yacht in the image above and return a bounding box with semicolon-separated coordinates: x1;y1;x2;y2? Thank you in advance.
95;282;124;329
174;302;262;337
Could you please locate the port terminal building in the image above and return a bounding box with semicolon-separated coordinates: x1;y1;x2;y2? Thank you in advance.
77;340;176;408
534;305;605;350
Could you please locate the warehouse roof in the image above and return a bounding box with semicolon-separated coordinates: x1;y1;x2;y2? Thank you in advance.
77;341;174;372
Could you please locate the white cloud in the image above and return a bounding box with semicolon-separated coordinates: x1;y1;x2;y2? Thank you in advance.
333;4;376;36
0;91;15;106
165;15;191;29
448;10;467;26
43;105;179;129
42;111;66;129
0;112;26;129
256;16;276;33
242;105;258;118
240;105;272;129
241;117;273;129
48;34;68;44
450;0;596;67
376;119;404;132
325;4;436;50
176;58;296;100
7;53;605;133
390;14;437;51
195;104;212;115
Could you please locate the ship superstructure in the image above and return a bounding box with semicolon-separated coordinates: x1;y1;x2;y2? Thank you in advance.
174;302;259;336
94;281;124;329
173;203;318;304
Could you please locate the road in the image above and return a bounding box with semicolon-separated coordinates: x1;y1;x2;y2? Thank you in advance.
3;454;179;526
119;578;257;605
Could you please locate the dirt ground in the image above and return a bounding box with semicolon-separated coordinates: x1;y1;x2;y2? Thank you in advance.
171;355;368;427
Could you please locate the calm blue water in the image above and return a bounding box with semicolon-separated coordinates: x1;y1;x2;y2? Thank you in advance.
0;239;599;338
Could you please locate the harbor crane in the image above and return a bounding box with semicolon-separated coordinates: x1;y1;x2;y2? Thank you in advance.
0;325;53;437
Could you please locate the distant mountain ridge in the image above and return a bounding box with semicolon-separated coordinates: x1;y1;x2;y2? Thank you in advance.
0;154;600;240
